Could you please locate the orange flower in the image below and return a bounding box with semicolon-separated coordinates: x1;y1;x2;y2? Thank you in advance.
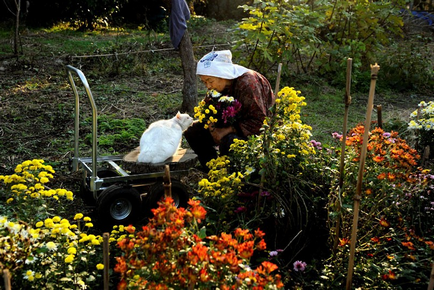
370;237;380;243
238;241;254;259
234;228;252;240
402;241;416;250
117;279;127;290
373;155;385;163
387;172;396;181
259;261;279;274
365;188;373;195
339;237;350;247
125;224;135;234
377;172;386;180
254;228;266;238
382;270;397;280
425;241;434;250
199;268;210;282
257;239;267;251
190;204;207;223
379;218;390;227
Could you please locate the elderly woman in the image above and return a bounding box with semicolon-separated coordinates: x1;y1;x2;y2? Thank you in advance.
184;50;275;170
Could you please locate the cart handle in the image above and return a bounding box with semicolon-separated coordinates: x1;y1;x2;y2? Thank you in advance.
66;65;98;190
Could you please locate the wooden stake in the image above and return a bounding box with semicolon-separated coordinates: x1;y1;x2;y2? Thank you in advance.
346;63;380;290
274;63;283;96
103;232;110;290
163;165;172;198
377;104;382;128
3;269;11;290
428;261;434;290
333;58;352;252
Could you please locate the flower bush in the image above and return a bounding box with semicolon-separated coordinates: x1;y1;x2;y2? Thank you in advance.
195;86;330;282
113;196;284;289
194;89;242;129
320;125;434;289
408;100;434;157
0;160;104;289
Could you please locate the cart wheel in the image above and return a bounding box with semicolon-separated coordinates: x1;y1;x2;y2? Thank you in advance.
147;180;189;213
79;168;119;206
97;184;141;230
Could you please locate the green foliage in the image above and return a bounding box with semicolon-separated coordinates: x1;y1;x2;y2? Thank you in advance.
235;0;412;87
378;35;434;91
83;115;145;154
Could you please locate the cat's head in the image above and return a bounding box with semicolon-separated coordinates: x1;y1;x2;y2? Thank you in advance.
175;112;193;130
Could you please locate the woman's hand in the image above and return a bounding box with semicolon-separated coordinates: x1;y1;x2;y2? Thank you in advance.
209;124;235;145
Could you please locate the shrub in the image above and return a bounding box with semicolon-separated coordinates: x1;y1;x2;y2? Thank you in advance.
0;160;104;289
113;197;284;289
322;125;434;289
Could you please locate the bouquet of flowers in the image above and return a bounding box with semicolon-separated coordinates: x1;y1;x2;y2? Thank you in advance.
194;89;242;129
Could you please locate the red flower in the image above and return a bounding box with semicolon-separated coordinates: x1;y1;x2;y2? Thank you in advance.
370;237;380;244
385;270;397;280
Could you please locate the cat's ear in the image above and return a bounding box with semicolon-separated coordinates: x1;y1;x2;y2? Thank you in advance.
176;111;181;119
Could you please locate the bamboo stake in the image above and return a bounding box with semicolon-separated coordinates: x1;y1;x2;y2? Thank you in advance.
274;63;283;96
163;165;172;198
345;63;380;290
333;58;352;252
258;63;283;199
428;261;434;290
103;232;110;290
3;269;11;290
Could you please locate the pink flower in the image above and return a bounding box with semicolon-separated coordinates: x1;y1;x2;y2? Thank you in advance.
293;260;307;272
234;206;247;214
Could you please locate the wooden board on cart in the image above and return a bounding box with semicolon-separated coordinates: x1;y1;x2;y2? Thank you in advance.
122;147;198;173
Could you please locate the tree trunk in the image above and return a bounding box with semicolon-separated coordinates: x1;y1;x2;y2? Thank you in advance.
179;29;197;114
14;0;21;55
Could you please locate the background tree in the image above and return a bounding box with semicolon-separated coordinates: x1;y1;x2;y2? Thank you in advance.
162;0;198;114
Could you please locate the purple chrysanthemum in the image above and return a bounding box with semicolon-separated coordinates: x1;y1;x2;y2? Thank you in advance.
293;260;307;272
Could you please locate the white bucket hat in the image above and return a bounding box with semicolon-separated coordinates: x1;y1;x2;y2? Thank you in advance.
196;50;249;80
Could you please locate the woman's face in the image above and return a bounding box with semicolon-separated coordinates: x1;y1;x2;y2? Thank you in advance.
199;75;231;93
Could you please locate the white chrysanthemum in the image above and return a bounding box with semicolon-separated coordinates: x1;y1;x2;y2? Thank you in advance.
209;89;221;98
46;241;57;251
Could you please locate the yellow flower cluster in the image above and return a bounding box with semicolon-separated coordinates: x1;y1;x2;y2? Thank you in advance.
109;224;136;243
198;156;244;199
272;86;315;157
1;213;101;285
0;159;74;203
194;100;218;129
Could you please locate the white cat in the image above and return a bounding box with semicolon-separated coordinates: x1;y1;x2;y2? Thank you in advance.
137;112;193;163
